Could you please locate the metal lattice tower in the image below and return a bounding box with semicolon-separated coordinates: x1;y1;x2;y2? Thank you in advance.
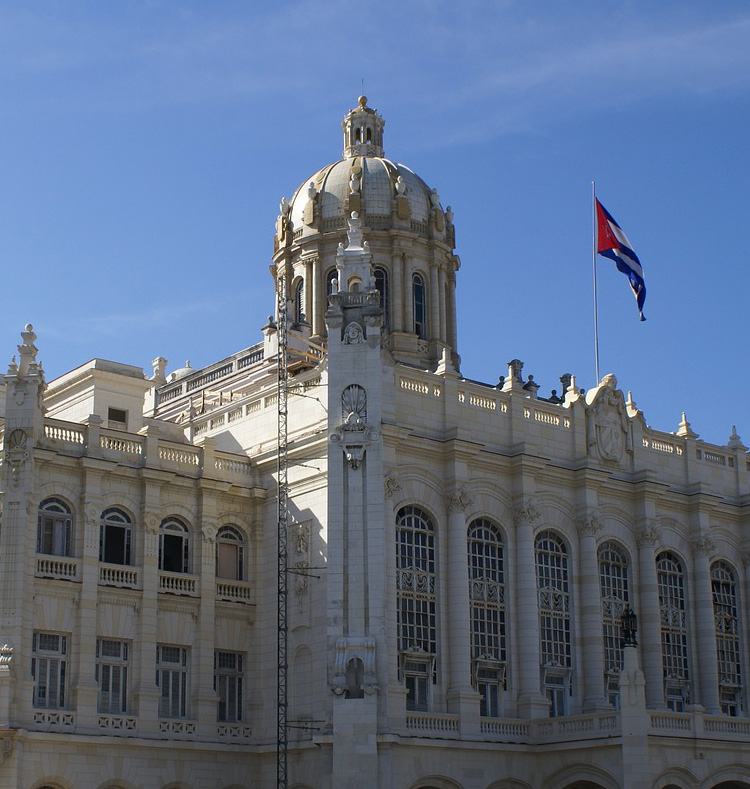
276;276;289;789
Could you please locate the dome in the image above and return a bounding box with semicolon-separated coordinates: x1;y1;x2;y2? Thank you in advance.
283;97;453;246
272;98;460;374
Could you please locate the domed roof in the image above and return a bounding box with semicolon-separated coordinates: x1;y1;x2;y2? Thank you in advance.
284;98;451;245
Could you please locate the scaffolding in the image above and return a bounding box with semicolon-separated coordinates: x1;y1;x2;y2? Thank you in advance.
276;276;289;789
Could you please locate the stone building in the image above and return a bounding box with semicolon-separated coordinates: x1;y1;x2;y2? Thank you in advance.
1;98;750;789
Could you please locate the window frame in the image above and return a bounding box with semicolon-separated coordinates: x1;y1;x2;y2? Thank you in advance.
96;638;129;714
32;631;68;709
412;273;427;338
159;518;190;574
37;498;73;557
656;550;690;708
214;650;244;722
598;540;631;708
99;507;133;566
216;525;245;581
156;644;188;719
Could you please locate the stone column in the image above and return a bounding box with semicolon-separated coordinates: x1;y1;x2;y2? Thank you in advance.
73;489;105;731
692;537;720;713
438;267;447;345
429;262;440;342
619;642;649;787
383;475;407;730
391;254;404;333
445;490;479;733
637;524;664;708
448;273;458;355
514;502;548;718
312;256;324;338
135;486;163;733
303;257;314;330
578;515;607;711
404;259;414;334
196;516;219;735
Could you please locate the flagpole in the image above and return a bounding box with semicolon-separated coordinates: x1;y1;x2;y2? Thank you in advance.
592;181;600;384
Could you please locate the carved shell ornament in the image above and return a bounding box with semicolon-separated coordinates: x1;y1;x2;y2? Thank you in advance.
6;429;27;451
342;385;367;421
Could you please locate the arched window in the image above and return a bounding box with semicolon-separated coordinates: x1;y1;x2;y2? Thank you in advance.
216;526;245;581
374;267;390;329
159;518;190;574
657;551;689;710
37;498;72;557
293;279;305;324
535;530;571;717
468;518;506;717
99;508;132;565
598;541;630;707
396;506;436;711
412;273;427;338
712;561;742;716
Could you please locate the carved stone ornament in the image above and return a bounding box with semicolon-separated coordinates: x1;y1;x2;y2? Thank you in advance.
330;398;379;470
5;429;28;486
202;522;218;545
384;476;401;499
636;524;659;548
342;385;367;421
576;514;602;538
0;643;13;669
691;535;716;558
513;501;541;527
588;376;632;463
445;490;471;513
144;514;160;536
331;636;378;697
343;321;365;344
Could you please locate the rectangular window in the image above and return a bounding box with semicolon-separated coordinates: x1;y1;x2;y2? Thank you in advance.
32;632;67;709
96;639;128;713
403;660;430;712
476;665;504;718
156;645;188;718
214;651;243;722
542;668;571;718
107;407;128;430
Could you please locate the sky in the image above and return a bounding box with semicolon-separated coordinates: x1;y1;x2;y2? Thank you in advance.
0;1;748;446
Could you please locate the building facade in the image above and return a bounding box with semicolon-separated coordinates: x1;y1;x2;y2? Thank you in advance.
1;98;750;789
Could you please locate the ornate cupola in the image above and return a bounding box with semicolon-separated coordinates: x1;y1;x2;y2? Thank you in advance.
342;96;385;158
272;98;461;373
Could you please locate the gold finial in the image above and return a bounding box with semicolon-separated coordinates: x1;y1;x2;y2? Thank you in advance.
358;95;367;109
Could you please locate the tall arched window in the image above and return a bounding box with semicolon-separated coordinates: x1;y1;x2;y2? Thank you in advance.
293;279;305;324
712;561;742;716
598;541;630;707
657;551;690;710
468;519;506;717
37;498;73;557
412;273;426;338
535;530;571;717
396;506;436;711
159;518;190;574
216;526;245;581
374;267;390;329
99;508;133;565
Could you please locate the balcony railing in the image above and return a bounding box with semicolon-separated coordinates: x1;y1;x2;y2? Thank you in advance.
158;572;198;596
36;556;79;581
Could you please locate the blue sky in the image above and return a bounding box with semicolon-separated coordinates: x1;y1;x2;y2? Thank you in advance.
0;1;748;445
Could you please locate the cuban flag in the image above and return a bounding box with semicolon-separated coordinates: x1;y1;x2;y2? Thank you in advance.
595;198;646;321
